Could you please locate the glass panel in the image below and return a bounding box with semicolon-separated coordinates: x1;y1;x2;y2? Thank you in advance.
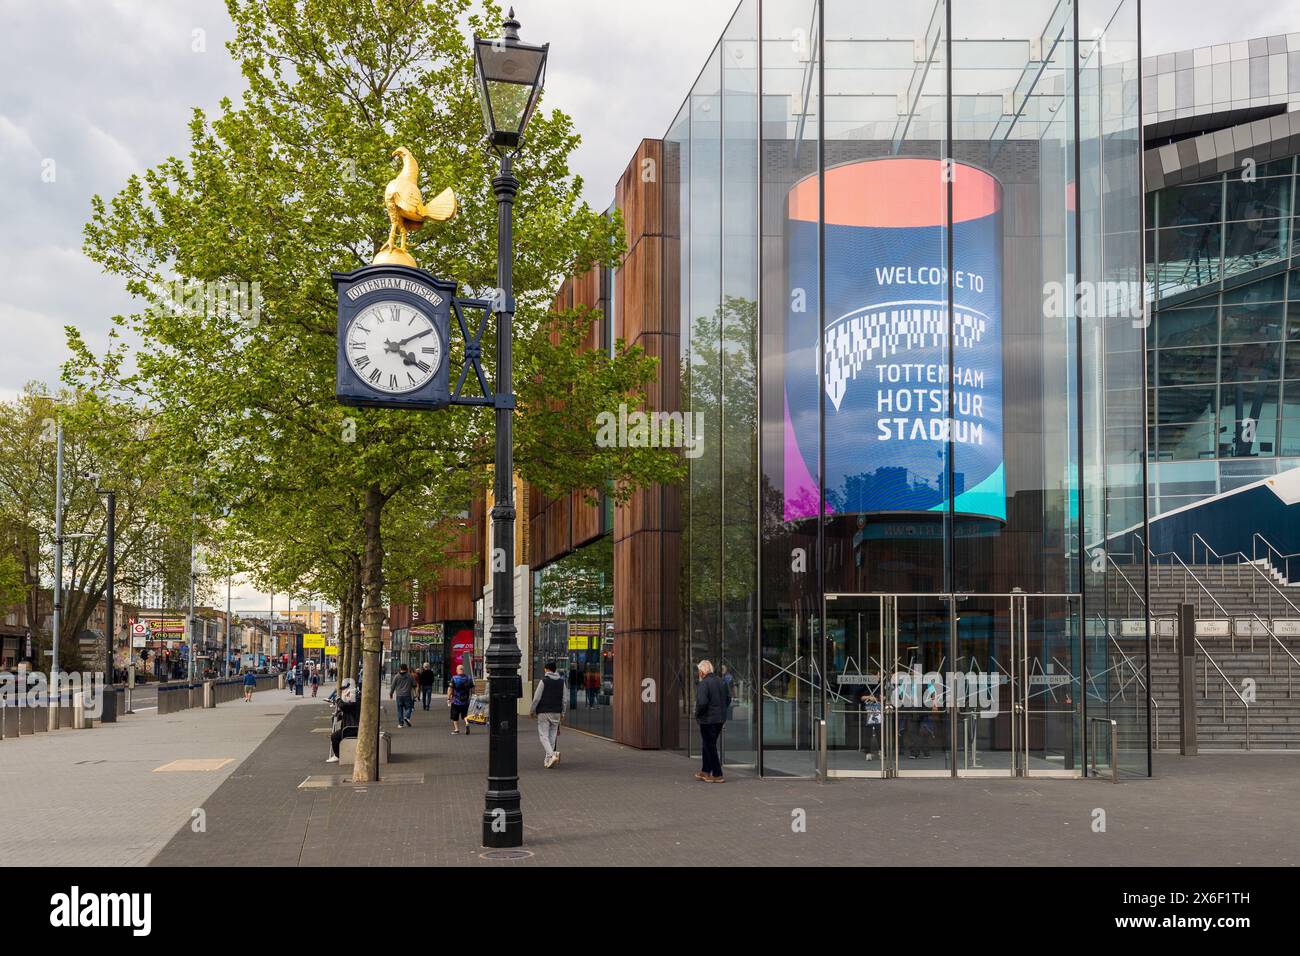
1220;341;1281;381
823;595;887;775
895;595;952;772
1160;179;1223;226
1221;298;1284;343
820;0;950;597
1078;0;1149;777
1155;223;1222;297
665;101;691;754
1155;303;1218;347
530;537;615;740
1223;220;1289;277
719;0;759;772
759;0;821;777
1156;346;1217;386
1152;422;1216;461
1217;381;1279;457
1156;384;1217;424
685;44;722;760
953;594;1013;774
951;0;1075;596
1024;596;1082;775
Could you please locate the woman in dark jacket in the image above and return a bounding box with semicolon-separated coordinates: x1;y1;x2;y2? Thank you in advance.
694;660;729;783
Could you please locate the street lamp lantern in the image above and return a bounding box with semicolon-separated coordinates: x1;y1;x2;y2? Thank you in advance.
469;6;547;851
473;7;548;154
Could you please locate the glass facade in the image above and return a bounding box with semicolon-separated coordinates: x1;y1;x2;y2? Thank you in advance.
667;0;1149;778
1146;157;1300;514
530;535;615;739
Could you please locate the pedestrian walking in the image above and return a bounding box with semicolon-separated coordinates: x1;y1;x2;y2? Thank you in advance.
567;665;581;710
529;660;568;768
326;679;360;763
447;664;473;735
242;668;257;702
418;662;435;710
694;659;729;783
390;663;416;728
310;666;320;697
286;667;295;694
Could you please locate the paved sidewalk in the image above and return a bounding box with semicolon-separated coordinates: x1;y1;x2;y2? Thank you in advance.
0;685;320;866
151;696;1300;867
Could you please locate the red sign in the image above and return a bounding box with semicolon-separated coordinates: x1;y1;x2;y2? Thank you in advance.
450;629;474;674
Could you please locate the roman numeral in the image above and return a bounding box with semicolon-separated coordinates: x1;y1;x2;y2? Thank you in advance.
388;373;398;389
354;355;371;369
421;347;436;354
415;360;431;373
368;368;381;383
407;371;418;385
391;306;401;323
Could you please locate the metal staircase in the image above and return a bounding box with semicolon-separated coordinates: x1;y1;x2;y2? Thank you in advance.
1109;535;1300;750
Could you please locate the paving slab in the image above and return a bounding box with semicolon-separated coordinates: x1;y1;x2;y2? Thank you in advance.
0;687;320;866
148;696;1300;867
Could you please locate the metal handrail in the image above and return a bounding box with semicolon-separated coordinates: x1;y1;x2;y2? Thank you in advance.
1195;636;1251;749
1249;610;1299;701
1253;532;1300;584
1192;532;1300;625
1138;533;1231;621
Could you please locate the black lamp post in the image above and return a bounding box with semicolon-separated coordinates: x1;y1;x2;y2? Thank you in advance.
473;6;547;850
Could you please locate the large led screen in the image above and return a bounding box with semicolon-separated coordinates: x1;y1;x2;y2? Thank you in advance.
784;157;1006;522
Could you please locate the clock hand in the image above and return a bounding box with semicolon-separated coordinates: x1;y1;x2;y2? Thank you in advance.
396;329;431;348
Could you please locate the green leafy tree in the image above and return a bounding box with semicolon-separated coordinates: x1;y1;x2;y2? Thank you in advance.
71;0;683;780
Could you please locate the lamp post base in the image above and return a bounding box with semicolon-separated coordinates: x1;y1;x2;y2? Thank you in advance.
481;801;524;848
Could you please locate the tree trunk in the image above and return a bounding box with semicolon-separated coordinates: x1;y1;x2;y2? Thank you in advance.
337;584;352;689
351;485;386;783
348;563;362;685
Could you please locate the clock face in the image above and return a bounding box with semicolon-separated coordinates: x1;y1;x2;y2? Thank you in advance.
345;299;443;394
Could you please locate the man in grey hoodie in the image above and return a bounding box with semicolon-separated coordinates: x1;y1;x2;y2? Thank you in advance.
529;659;569;768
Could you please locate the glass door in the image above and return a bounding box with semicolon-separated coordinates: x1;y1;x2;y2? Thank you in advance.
1021;595;1082;777
952;594;1015;776
821;595;890;777
891;595;953;777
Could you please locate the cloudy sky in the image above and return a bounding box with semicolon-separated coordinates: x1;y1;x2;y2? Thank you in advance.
1;0;1295;610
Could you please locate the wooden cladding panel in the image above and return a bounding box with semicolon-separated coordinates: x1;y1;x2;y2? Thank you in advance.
616;139;664;254
618;235;664;341
612;629;660;748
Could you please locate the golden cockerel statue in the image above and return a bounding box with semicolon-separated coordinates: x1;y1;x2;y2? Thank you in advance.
375;146;457;266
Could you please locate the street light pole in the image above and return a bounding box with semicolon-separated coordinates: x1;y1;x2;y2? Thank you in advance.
103;490;115;684
483;150;523;849
225;572;231;677
473;5;547;853
187;533;196;682
51;422;63;719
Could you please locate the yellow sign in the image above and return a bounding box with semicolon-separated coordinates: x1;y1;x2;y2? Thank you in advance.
304;633;326;648
324;645;339;657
